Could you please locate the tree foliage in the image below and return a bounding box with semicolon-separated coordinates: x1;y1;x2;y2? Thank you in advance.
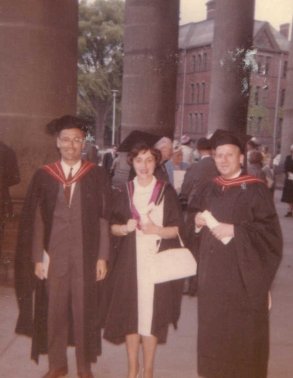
78;0;124;145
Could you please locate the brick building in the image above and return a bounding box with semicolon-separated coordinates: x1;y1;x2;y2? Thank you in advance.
176;1;290;153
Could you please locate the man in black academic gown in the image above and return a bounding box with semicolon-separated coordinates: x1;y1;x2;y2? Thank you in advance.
15;115;111;378
189;131;282;378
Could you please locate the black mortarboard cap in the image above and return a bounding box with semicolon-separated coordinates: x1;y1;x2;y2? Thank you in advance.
209;129;251;154
118;130;164;152
46;115;88;135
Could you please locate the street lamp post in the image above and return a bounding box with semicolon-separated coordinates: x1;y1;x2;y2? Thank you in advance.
273;54;283;156
111;89;119;145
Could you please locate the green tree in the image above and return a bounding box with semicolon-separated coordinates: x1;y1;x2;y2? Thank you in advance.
78;0;124;146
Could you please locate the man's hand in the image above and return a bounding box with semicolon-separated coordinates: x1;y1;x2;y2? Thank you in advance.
211;222;234;241
96;259;107;281
35;262;47;280
195;212;207;228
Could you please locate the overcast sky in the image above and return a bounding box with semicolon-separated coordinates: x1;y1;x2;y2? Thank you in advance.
180;0;293;33
85;0;293;34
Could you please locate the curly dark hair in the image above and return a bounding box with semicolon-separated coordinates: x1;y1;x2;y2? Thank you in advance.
46;115;87;135
127;142;161;167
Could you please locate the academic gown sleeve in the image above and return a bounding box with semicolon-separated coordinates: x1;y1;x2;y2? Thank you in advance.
233;184;282;308
14;170;42;336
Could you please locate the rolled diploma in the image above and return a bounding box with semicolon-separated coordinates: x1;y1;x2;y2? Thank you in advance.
201;210;233;245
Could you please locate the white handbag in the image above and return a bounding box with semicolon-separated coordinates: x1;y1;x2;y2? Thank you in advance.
150;235;197;284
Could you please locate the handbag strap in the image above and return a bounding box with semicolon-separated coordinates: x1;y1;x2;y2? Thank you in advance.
177;233;185;248
156;232;185;253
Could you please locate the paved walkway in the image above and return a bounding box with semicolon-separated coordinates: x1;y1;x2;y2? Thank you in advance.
0;189;292;377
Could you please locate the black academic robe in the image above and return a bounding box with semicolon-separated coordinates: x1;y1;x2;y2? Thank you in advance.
281;154;293;203
190;177;282;378
14;164;111;362
103;183;184;344
0;142;20;223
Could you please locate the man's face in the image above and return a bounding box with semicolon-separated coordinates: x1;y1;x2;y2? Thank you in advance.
56;128;85;165
214;144;244;179
159;143;173;161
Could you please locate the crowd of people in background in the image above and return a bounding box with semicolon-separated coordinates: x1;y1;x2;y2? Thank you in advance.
84;133;292;216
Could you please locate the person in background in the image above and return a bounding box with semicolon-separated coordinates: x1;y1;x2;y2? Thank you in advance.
262;156;275;194
165;142;188;194
103;145;118;176
247;150;266;182
261;145;272;167
181;137;218;205
15;115;111;378
189;130;282;378
281;144;293;217
246;137;260;159
84;142;99;165
0;141;20;258
103;142;184;378
180;134;194;166
153;137;173;182
182;137;218;296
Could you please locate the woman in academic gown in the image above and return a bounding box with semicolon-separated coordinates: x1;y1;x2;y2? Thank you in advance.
103;142;184;378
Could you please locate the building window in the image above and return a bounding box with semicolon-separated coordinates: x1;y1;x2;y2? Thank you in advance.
199;113;204;133
280;89;286;107
194;113;198;132
189;113;193;129
256;117;262;133
196;83;200;104
283;60;288;78
202;82;206;103
255;86;260;105
198;54;202;71
190;83;195;103
248;116;254;133
192;55;196;72
257;55;263;74
203;53;207;71
265;57;271;75
277;118;283;139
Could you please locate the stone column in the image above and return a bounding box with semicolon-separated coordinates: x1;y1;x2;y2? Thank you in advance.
208;0;255;135
121;0;180;139
0;0;78;197
0;1;78;273
113;0;179;186
280;21;293;160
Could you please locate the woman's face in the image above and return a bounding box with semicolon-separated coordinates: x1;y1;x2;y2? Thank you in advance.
133;149;156;181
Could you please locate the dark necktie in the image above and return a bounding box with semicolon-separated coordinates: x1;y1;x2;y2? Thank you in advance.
64;167;73;206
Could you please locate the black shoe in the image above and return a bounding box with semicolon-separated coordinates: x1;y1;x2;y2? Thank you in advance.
285;211;293;217
42;367;68;378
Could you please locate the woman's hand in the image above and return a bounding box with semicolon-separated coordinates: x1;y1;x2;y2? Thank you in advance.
96;259;107;281
141;215;160;235
126;219;138;232
111;219;138;236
